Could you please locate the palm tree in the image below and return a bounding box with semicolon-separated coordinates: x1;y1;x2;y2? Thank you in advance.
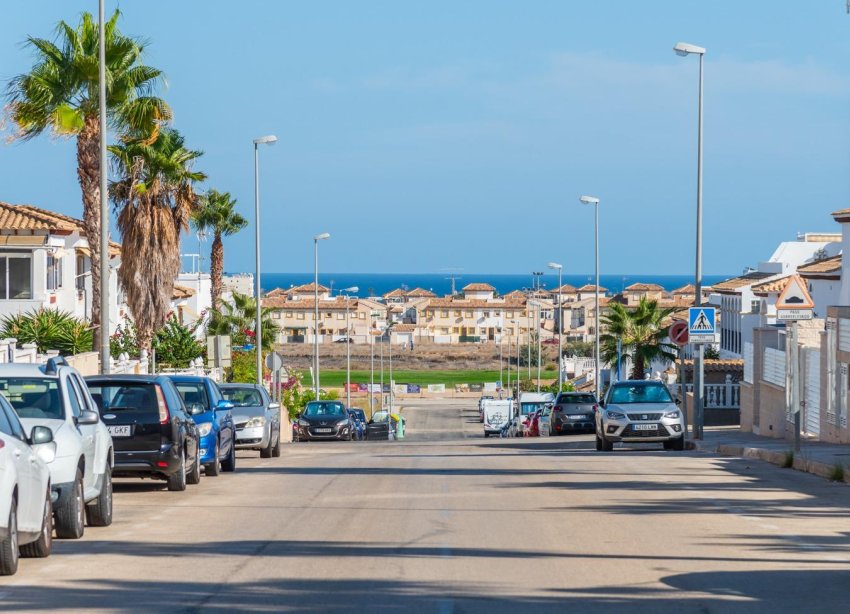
109;128;206;351
600;298;678;379
191;190;247;310
5;10;171;349
208;292;279;353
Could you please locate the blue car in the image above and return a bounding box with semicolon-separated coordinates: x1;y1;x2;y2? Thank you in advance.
168;376;236;476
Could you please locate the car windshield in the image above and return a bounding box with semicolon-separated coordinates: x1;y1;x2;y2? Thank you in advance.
303;401;346;417
558;393;596;404
174;382;209;410
520;401;548;416
371;411;389;423
0;377;63;420
608;384;673;404
88;383;158;414
221;387;263;407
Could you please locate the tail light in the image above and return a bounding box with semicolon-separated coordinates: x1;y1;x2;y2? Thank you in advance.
554;405;562;412
0;438;4;450
592;404;599;412
155;385;170;424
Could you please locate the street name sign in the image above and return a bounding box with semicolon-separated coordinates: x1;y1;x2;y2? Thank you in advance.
776;275;814;321
688;307;716;344
669;321;689;347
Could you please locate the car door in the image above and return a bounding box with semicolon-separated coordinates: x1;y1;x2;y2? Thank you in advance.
63;373;95;493
169;383;198;469
209;382;233;454
0;397;38;531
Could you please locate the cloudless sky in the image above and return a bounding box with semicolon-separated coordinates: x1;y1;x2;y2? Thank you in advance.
1;1;848;276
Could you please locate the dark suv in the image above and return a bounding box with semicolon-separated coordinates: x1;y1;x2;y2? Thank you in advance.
551;392;598;435
85;375;201;491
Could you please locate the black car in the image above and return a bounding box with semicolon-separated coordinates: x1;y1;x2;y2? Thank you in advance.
85;375;202;491
295;400;353;441
551;392;598;435
365;410;392;441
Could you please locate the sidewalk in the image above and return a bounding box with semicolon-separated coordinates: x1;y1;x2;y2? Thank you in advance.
692;426;850;483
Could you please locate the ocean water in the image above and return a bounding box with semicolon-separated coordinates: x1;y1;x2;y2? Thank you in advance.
258;273;732;297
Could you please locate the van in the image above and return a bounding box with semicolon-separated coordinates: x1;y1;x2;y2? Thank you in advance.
516;392;555;435
482;399;513;437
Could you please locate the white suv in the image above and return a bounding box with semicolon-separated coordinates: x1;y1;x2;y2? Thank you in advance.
0;393;55;575
0;358;114;538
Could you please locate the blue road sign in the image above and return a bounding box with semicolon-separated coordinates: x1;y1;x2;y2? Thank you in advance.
688;307;716;343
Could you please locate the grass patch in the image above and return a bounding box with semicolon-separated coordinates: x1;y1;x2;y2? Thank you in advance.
782;451;794;468
829;464;845;482
301;369;559;387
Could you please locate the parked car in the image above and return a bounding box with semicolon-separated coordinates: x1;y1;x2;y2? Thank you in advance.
595;380;685;451
219;383;281;458
85;375;202;491
551;392;598;435
348;408;367;441
295;401;353;441
0;359;113;539
168;376;236;475
0;394;55;575
365;410;391;441
538;405;552;437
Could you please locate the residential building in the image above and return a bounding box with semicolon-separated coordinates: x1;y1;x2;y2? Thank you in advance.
221;273;254;296
263;294;386;344
798;255;841;317
621;282;665;306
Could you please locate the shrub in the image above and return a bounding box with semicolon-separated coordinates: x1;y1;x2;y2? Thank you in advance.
782;451;794;468
1;308;92;355
829;464;845;482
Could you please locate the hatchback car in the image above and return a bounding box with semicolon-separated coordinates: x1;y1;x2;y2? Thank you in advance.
365;410;391;441
595;380;685;451
0;394;54;575
169;376;236;476
86;375;201;491
296;401;353;441
219;383;281;458
551;392;597;435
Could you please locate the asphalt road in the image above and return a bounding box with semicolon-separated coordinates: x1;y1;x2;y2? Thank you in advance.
2;399;849;613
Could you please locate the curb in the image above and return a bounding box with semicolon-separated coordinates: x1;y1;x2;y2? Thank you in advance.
690;439;849;482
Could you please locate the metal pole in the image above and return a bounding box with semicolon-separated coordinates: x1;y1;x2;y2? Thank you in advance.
314;239;319;399
370;329;375;419
557;268;563;391
380;335;384;411
346;296;351;408
527;306;531;380
536;302;541;394
499;339;503;393
594;202;600;401
791;320;801;452
694;52;705;439
506;337;511;397
679;347;689;440
253;144;263;386
389;334;393;414
98;0;110;375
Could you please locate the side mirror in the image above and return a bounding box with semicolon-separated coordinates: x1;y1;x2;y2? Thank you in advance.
675;398;682;406
598;401;605;409
77;410;99;426
268;402;281;411
30;425;54;445
216;400;234;412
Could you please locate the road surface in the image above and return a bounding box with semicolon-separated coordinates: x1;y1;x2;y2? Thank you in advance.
2;398;849;612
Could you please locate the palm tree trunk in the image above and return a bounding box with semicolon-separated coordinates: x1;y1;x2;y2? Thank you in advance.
210;232;224;311
76;115;104;352
632;355;645;380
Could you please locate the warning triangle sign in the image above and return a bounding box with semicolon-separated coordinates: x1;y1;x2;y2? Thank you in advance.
776;274;815;310
691;309;714;331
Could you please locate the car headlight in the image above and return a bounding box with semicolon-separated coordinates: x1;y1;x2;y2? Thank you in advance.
298;419;310;427
337;418;350;426
245;417;266;428
197;423;213;437
664;410;681;419
606;410;626;420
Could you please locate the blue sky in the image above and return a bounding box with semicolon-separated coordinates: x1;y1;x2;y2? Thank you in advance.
1;1;848;276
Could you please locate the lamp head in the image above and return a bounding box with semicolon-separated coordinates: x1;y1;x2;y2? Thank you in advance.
579;195;600;205
314;232;331;241
547;262;562;270
673;42;706;56
253;135;278;145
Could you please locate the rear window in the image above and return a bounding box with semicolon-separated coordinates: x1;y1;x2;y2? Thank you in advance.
520;401;548;416
221;387;263;407
557;393;596;404
0;377;63;420
88;383;159;414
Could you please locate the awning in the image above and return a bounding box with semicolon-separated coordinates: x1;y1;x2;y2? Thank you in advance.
0;235;47;247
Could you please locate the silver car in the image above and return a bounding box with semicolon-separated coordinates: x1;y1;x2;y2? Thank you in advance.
219;384;281;458
595;380;685;451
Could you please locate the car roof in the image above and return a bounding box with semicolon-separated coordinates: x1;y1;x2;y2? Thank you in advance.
85;374;171;384
167;375;209;383
612;380;666;386
219;383;262;390
0;363;63;378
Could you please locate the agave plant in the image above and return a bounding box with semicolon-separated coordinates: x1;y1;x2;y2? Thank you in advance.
1;308;93;354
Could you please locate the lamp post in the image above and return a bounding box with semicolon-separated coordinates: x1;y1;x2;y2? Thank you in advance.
313;232;330;398
579;195;601;401
370;312;378;418
253;135;277;385
342;286;359;408
98;0;110;375
548;262;563;391
674;41;706;439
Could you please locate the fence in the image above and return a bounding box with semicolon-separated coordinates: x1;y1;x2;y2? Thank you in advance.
683;375;741;409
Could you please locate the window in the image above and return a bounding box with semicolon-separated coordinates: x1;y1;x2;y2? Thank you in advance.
452;327;460;334
359;312;365;319
441;310;449;318
285;311;293;318
326;312;333;318
494;310;500;316
337;313;344;320
483;311;490;318
454;310;461;317
65;378;83;418
507;311;514;318
465;310;473;318
0;254;32;300
297;312;305;320
0;396;26;441
47;254;63;291
750;299;761;314
76;253;86;291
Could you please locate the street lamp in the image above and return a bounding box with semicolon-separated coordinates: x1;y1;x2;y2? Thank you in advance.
548;262;563;391
313;232;331;398
674;40;706;439
579;195;601;401
253;134;277;385
341;286;359;408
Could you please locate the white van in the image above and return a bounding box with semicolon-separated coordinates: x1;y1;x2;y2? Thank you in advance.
515;392;555;436
482;399;513;437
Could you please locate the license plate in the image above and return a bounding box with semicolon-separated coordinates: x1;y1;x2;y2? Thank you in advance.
569;415;586;419
633;424;657;431
315;428;333;433
107;425;131;437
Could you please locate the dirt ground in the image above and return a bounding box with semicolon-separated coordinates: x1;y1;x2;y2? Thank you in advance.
275;343;558;371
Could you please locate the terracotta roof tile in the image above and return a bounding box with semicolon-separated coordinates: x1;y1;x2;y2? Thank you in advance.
752;276;792;295
383;288;406;298
288;283;329;293
625;282;665;291
578;284;608;292
712;271;774;293
0;202;121;253
263;296;359;310
172;284;195;300
405;287;436;297
424;298;526;309
462;283;496;292
392;323;416;332
798;254;842;276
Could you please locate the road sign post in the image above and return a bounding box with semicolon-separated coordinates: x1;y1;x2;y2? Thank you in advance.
775;275;815;452
688;306;716;439
669;320;690;440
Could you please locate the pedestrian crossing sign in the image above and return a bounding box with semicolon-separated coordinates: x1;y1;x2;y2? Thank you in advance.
688;307;716;343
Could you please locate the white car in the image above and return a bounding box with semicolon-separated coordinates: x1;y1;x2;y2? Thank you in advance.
0;393;55;575
0;358;114;539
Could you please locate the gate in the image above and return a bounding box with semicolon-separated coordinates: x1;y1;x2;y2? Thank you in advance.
803;348;821;436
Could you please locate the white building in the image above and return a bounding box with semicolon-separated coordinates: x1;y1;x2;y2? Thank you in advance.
172;272;213;333
222;273;254;296
0;201;123;332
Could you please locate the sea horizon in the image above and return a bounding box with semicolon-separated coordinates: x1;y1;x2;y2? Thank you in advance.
252;272;734;297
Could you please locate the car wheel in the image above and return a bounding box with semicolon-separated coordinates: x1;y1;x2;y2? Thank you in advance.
187;446;202;485
595;433;602;451
206;440;221;477
484;432;490;438
85;468;113;526
167;449;187;492
221;440;236;473
21;490;52;559
672;435;685;451
260;431;273;458
272;431;281;457
55;469;85;539
599;431;614;452
0;496;19;575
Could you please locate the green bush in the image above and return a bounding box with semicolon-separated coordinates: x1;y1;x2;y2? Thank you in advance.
152;317;205;369
1;308;92;355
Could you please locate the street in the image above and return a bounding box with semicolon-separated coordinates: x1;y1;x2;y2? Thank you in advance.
2;399;849;613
